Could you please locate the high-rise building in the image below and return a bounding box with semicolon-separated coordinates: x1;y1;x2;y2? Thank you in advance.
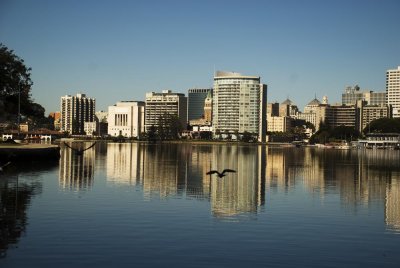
107;101;145;138
187;88;212;121
145;90;187;132
60;93;95;134
386;66;400;118
212;71;267;142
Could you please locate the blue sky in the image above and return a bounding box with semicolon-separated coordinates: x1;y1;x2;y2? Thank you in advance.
1;0;399;114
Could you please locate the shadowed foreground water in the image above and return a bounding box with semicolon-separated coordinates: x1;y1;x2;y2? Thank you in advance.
1;142;400;267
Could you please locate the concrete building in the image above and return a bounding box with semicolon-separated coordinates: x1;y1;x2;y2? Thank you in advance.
84;121;96;136
267;115;292;132
187;88;212;121
49;112;61;130
212;71;267;142
357;101;392;133
297;98;321;130
60;93;95;134
323;104;357;129
267;103;280;117
387;66;400;118
108;101;145;138
280;98;299;117
342;85;386;106
145;90;187;132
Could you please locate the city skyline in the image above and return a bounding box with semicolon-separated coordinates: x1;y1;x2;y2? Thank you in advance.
1;0;399;114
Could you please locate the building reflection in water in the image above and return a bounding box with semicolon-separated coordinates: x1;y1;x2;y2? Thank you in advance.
105;143;266;219
59;142;95;190
106;143;143;185
209;145;266;218
265;147;400;233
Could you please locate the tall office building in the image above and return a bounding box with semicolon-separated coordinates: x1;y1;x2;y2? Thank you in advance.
387;66;400;118
108;101;145;138
187;88;212;120
145;90;187;132
212;71;267;142
342;85;386;106
60;93;95;134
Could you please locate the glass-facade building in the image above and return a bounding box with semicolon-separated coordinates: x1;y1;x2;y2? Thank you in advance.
187;88;212;120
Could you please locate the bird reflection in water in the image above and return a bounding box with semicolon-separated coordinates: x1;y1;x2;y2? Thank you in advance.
63;142;96;156
206;169;236;178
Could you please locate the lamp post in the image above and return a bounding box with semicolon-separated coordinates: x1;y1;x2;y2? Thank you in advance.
17;86;20;135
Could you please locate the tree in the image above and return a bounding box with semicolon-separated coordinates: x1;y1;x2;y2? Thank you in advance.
0;43;48;128
157;113;183;140
364;118;400;134
147;125;157;143
330;125;359;141
0;44;33;119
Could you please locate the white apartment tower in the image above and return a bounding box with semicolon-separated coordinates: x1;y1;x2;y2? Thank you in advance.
212;71;267;142
386;66;400;118
145;90;187;131
60;93;95;134
108;101;145;138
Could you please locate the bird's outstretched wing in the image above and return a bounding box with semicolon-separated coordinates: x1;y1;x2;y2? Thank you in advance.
82;142;96;152
206;170;219;175
222;169;236;174
0;161;11;172
63;142;77;151
0;161;11;169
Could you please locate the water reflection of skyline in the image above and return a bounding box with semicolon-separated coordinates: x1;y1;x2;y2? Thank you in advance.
57;142;400;227
266;147;400;232
106;143;266;218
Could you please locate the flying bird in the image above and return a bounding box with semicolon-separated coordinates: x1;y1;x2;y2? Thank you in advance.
206;169;236;178
63;142;96;155
0;161;11;172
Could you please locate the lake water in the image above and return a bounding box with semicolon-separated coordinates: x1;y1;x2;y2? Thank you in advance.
1;142;400;267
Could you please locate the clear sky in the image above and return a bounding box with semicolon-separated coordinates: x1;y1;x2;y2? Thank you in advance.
1;0;399;114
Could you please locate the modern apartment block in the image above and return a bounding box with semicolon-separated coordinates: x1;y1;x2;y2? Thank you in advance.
187;88;212;120
342;85;386;106
60;93;95;134
107;101;145;138
144;90;187;132
386;66;400;118
324;105;357;129
212;71;267;142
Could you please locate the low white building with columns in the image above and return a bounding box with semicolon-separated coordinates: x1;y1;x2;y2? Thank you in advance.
107;101;145;138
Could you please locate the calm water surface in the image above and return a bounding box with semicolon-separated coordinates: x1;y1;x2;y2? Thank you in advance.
1;142;400;267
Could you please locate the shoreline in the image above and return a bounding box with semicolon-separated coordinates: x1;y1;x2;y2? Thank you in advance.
0;143;60;161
